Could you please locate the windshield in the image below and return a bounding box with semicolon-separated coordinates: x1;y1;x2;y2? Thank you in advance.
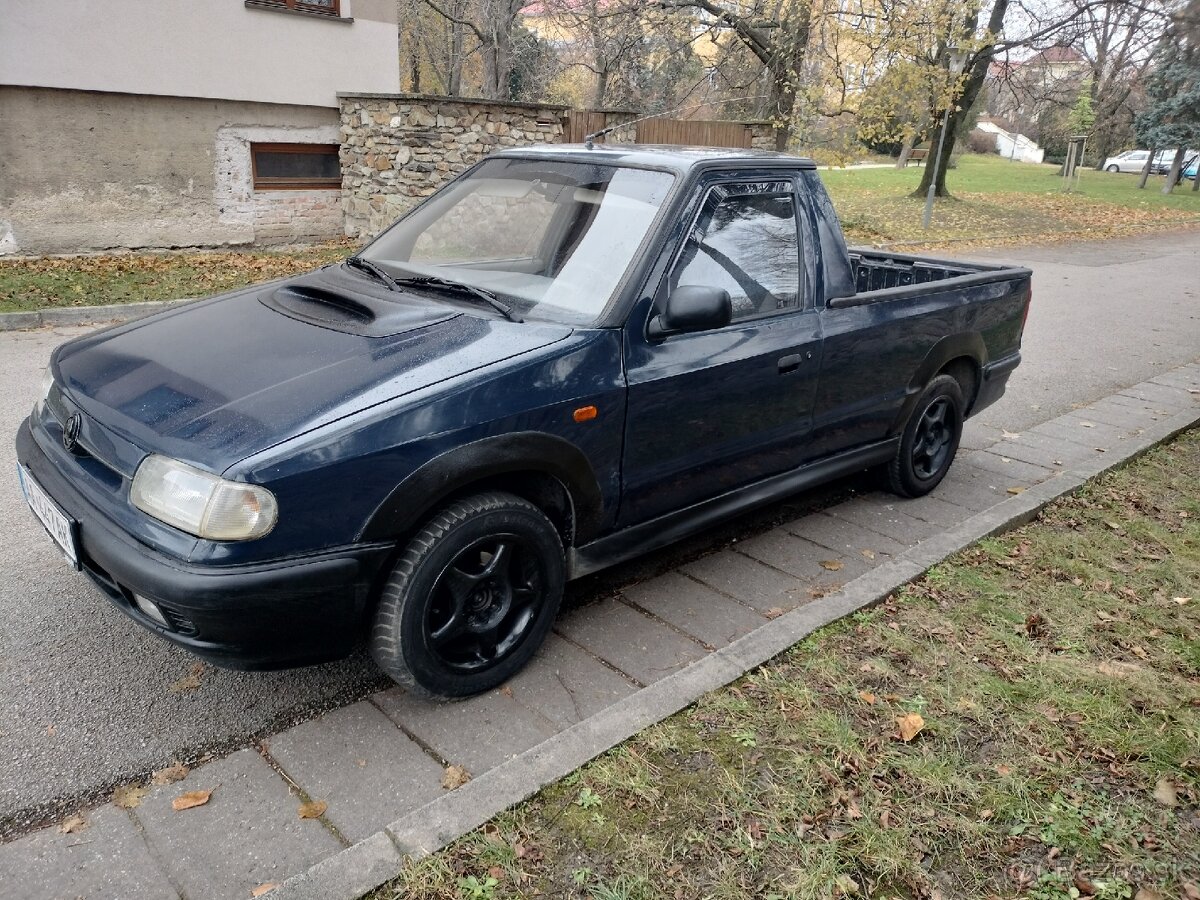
358;158;675;325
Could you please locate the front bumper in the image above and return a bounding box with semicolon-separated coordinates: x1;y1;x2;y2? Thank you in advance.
16;418;392;670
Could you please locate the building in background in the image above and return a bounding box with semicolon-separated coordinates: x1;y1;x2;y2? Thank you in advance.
0;0;400;255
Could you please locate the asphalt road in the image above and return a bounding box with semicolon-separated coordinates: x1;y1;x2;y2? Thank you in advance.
2;229;1197;836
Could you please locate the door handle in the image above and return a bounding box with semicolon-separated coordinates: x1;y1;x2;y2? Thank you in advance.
777;353;805;374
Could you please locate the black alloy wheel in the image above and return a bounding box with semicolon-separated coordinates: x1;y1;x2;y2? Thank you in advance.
911;396;956;480
370;491;565;699
425;535;543;673
882;373;965;498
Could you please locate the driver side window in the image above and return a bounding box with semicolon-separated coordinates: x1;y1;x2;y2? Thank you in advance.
668;182;801;322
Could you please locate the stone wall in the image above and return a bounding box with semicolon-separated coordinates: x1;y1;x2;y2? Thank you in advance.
339;93;567;239
748;122;778;151
338;94;785;240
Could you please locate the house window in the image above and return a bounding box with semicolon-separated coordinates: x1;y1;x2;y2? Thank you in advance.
251;143;341;190
253;0;341;16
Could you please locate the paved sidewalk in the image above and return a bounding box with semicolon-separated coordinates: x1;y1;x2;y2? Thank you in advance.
2;362;1197;899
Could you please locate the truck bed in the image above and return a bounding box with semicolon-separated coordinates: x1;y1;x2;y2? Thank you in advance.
844;248;1018;298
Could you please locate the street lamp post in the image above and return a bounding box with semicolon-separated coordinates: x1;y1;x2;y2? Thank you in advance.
922;48;969;230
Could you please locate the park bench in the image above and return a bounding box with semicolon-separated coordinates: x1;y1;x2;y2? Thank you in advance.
905;146;930;166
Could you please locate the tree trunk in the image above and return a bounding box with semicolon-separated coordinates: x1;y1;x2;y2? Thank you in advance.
766;7;813;151
1192;166;1199;191
912;0;1010;199
592;67;609;108
896;131;918;168
1162;147;1186;194
1137;148;1156;189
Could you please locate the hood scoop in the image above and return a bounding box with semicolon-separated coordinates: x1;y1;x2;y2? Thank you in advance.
261;284;456;337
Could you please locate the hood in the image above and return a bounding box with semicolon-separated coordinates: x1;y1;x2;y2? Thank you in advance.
54;265;572;472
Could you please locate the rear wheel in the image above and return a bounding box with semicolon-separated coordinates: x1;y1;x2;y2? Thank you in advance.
369;492;564;699
1106;164;1120;172
883;374;964;498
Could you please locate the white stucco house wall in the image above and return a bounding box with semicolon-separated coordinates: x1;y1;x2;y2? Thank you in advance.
0;0;402;254
975;118;1046;165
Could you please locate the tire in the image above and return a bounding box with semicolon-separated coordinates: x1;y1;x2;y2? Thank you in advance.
883;374;965;498
1106;165;1120;173
369;491;565;699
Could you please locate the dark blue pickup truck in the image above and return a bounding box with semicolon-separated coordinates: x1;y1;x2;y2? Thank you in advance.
16;146;1030;698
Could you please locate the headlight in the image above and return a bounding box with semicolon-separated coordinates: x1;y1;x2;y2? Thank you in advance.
130;455;277;541
34;367;54;417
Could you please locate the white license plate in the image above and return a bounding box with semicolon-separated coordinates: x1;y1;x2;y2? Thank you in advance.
17;464;79;569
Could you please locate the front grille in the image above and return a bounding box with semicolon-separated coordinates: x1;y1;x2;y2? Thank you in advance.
156;602;200;638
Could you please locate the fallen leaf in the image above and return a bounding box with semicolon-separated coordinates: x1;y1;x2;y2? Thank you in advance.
112;784;148;810
820;560;844;571
764;606;786;619
1002;429;1020;439
168;672;204;694
298;799;327;819
995;764;1012;776
1173;597;1191;605
1006;486;1025;495
151;762;190;785
896;712;925;742
860;549;876;560
59;815;87;834
1181;881;1199;900
442;764;471;790
251;884;279;898
488;865;505;880
1079;421;1095;428
858;691;876;705
172;789;213;811
1074;874;1097;895
1135;889;1166;900
498;684;514;698
1153;777;1178;807
1105;521;1124;531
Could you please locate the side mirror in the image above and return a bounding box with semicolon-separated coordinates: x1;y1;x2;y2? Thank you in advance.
648;285;732;339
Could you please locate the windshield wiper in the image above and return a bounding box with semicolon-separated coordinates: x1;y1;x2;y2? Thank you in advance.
344;256;401;293
394;275;523;323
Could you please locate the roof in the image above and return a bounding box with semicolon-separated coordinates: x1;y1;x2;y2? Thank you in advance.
1023;45;1085;66
493;143;817;174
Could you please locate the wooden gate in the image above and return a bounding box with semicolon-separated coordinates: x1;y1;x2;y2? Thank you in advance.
562;110;609;143
635;119;753;148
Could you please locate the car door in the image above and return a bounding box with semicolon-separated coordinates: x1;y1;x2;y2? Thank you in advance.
619;176;822;526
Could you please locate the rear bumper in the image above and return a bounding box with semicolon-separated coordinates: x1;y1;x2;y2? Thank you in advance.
16;418;392;670
973;352;1021;417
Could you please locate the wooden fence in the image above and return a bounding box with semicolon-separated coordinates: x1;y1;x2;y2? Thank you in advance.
562;110;758;149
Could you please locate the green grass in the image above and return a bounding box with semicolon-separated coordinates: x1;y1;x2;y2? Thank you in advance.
822;153;1200;247
0;242;354;314
371;429;1200;900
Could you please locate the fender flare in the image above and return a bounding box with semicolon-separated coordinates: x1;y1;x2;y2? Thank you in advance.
890;333;986;434
359;432;606;545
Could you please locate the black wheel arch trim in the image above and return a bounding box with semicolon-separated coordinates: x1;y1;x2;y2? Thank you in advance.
360;432;606;546
890;333;986;434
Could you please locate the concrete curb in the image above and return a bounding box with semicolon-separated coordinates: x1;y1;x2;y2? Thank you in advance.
272;401;1200;899
0;299;194;331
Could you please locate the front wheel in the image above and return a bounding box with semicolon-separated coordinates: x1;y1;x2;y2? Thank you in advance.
369;492;565;699
883;374;965;498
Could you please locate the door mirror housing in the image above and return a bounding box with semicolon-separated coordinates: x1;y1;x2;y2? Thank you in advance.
648;285;732;339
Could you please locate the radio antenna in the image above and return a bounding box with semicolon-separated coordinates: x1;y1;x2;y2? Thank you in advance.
583;95;773;149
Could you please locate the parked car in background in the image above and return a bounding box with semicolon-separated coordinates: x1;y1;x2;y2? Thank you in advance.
1150;149;1199;175
1103;149;1177;173
16;146;1032;699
